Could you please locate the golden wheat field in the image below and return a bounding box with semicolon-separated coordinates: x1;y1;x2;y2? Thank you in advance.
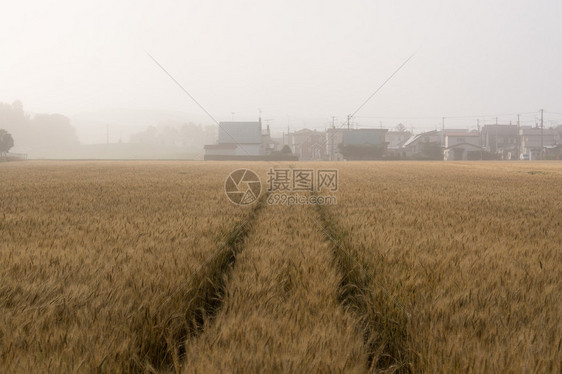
1;161;561;373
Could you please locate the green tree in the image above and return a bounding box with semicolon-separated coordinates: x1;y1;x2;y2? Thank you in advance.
0;129;14;156
338;144;386;160
267;145;298;160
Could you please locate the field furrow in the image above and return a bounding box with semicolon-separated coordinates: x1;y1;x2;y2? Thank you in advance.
315;201;411;372
182;203;367;373
0;161;266;373
323;162;562;373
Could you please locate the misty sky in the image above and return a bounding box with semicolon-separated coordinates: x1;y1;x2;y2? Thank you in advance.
2;0;562;137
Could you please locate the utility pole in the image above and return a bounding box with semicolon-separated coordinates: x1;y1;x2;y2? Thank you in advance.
441;117;445;146
517;114;521;159
495;117;499;156
540;109;544;160
331;116;336;129
347;114;351;130
477;119;482;160
495;125;498;155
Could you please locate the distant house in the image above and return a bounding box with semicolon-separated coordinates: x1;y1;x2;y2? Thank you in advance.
204;119;274;160
482;125;519;159
269;136;283;152
443;132;482;160
386;131;412;150
402;129;469;159
326;128;387;160
402;130;442;158
519;126;560;160
342;128;387;146
284;128;326;160
543;144;562;160
325;128;346;161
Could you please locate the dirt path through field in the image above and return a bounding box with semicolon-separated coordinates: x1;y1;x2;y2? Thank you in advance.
182;202;367;373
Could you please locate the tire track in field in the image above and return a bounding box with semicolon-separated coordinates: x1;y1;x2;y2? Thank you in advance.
314;202;412;373
131;195;266;372
182;203;367;372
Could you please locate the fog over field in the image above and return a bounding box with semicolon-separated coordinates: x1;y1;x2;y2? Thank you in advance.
2;1;562;158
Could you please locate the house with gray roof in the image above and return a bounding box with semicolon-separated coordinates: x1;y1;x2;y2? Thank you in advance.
325;128;388;161
204;119;274;160
325;128;387;160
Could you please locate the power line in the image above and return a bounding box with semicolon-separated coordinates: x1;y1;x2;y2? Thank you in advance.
321;52;416;159
444;111;539;119
355;111;540;120
350;53;416;119
145;51;250;155
146;51;219;125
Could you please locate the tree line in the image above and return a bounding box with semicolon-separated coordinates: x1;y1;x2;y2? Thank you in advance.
0;101;78;153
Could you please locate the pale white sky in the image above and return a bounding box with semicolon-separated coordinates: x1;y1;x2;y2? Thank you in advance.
2;0;562;137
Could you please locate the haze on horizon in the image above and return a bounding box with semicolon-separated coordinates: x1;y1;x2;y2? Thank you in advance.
2;0;562;143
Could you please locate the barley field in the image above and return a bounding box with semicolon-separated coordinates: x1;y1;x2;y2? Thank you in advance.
322;162;562;373
0;161;561;373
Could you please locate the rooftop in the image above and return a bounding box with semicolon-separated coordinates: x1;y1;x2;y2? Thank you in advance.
204;143;237;150
218;121;262;144
446;132;479;137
